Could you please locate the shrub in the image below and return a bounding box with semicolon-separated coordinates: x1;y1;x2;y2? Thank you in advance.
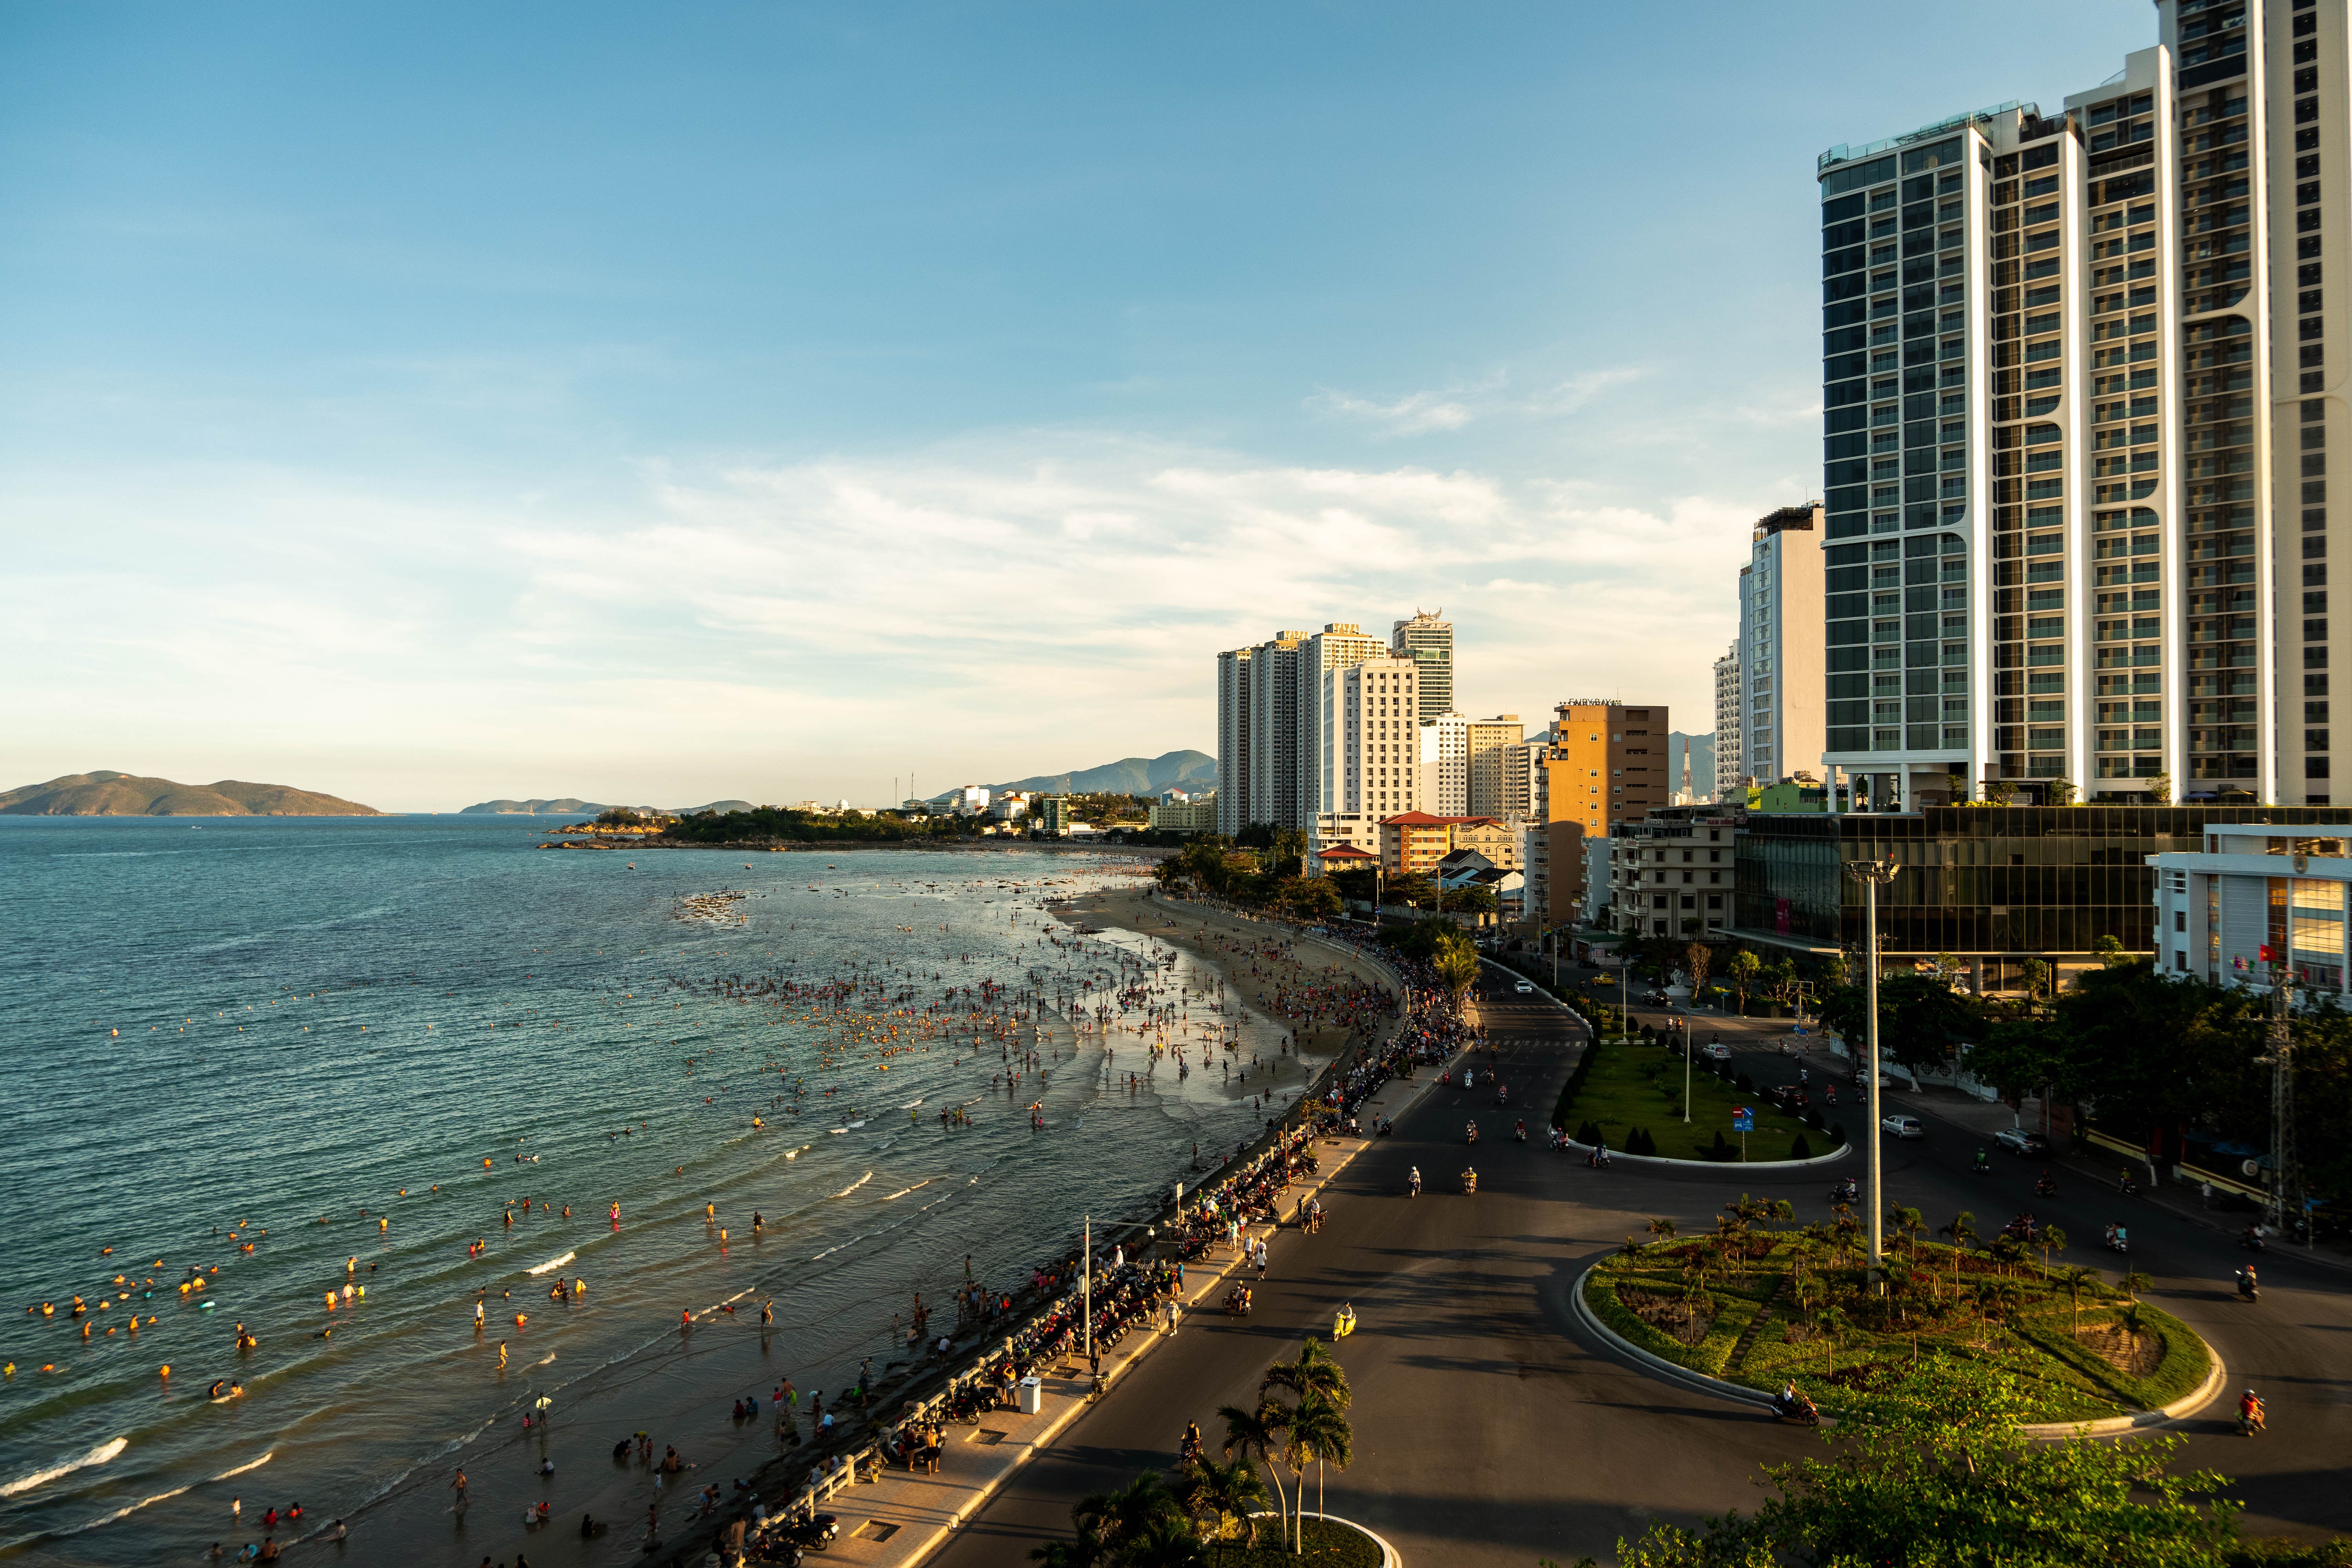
1575;1119;1602;1146
1709;1130;1733;1162
1735;1071;1755;1092
1629;1127;1657;1156
1791;1134;1813;1160
1828;1121;1847;1147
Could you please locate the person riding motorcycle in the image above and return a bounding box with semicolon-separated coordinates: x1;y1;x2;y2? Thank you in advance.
1408;1166;1422;1197
1461;1167;1478;1194
1514;1119;1526;1142
1466;1120;1479;1145
2239;1388;2266;1434
2236;1265;2260;1299
1974;1147;1991;1173
2034;1168;2058;1196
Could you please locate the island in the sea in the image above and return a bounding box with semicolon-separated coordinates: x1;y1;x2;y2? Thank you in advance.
0;770;383;816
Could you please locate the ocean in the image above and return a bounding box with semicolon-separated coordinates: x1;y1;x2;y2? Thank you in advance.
0;817;1307;1565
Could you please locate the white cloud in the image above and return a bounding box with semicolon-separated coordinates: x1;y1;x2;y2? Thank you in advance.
0;433;1753;807
1307;365;1644;436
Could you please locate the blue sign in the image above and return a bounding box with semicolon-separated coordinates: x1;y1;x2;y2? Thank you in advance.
1732;1107;1754;1133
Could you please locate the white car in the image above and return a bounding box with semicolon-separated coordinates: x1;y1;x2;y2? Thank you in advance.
1880;1114;1925;1140
1701;1042;1731;1062
1514;980;1535;994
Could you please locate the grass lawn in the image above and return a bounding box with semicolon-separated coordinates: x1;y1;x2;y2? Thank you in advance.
1586;1235;2212;1424
1555;1033;1830;1161
1212;1516;1382;1566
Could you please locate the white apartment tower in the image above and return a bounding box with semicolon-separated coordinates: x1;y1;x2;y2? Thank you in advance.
1713;642;1745;798
1417;712;1470;815
1466;715;1530;817
1738;503;1830;784
1300;623;1390;814
1324;658;1421;816
1819;0;2350;809
1391;611;1455;723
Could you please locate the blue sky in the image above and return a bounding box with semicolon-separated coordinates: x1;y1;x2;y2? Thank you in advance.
1;1;2149;810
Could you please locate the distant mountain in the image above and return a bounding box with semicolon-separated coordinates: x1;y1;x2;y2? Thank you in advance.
0;770;383;817
671;800;755;816
462;798;614;815
968;750;1216;799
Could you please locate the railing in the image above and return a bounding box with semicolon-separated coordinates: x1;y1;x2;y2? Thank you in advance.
1820;100;2030;171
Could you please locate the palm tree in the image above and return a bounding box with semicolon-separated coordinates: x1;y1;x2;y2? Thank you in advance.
2038;1224;2068;1276
1122;1514;1209;1568
1217;1401;1292;1547
1287;1394;1354;1548
1073;1472;1185;1560
1814;1303;1848;1377
1646;1216;1678;1245
1939;1211;1979;1289
2062;1265;2099;1332
1726;949;1760;1015
1261;1336;1352;1412
1886;1205;1925;1261
2118;1269;2154;1303
1176;1454;1267;1559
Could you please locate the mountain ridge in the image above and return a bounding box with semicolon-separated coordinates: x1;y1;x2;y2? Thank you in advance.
975;749;1215;799
0;770;383;817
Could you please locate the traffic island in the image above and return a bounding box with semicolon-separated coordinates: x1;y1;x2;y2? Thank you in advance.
1576;1233;2220;1430
1229;1514;1396;1566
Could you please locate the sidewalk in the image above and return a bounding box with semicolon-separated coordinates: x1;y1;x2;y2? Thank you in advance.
795;1077;1451;1568
767;1037;1466;1568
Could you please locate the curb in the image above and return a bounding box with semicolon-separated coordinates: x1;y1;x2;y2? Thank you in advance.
1554;1136;1852;1173
1572;1262;2228;1437
1250;1511;1401;1567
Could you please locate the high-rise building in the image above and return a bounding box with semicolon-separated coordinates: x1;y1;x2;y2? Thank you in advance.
1301;623;1391;815
1247;630;1310;830
1739;503;1829;786
1215;646;1253;837
1391;611;1455;723
1466;715;1530;818
1322;657;1421;818
1527;699;1670;922
1713;643;1745;798
1417;712;1470;815
1818;3;2344;811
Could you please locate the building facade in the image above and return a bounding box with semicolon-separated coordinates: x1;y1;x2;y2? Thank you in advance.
1301;623;1390;816
1215;646;1252;836
1417;712;1470;815
2149;822;2352;989
1713;643;1745;798
1466;715;1530;818
1819;2;2352;813
1605;807;1743;939
1391;610;1455;723
1739;503;1830;785
1321;656;1421;818
1247;630;1309;830
1548;700;1673;833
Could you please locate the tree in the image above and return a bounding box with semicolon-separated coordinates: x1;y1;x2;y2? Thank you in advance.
2147;770;2174;806
1613;1355;2241;1568
2049;776;2078;807
1050;1471;1197;1567
1285;1395;1353;1547
1647;1216;1678;1244
2119;1270;2154;1303
1275;878;1342;925
2039;1224;2068;1273
1430;943;1479;1002
1263;1338;1352;1546
1939;1211;1979;1287
1216;1401;1292;1549
2062;1265;2100;1331
1176;1454;1267;1557
1683;942;1713;1000
1726;950;1761;1016
2094;933;2129;968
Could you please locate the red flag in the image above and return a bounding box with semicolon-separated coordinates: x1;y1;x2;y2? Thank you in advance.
2259;944;2276;962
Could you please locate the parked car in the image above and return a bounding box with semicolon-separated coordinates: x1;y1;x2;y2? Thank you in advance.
1881;1114;1925;1140
1993;1127;2049;1156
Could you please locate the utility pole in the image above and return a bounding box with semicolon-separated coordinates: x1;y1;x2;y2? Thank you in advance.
1681;1016;1692;1124
1844;852;1900;1279
2263;969;2300;1242
1083;1214;1092;1365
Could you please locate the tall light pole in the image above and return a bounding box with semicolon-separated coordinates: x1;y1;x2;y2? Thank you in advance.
2261;968;2300;1242
1844;852;1899;1278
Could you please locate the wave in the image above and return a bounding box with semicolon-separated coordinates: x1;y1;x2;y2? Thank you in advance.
831;1172;873;1199
56;1479;193;1536
0;1437;127;1499
211;1450;274;1481
526;1251;576;1276
881;1179;933;1201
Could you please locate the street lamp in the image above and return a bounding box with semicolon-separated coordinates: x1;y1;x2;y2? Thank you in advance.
1843;851;1900;1278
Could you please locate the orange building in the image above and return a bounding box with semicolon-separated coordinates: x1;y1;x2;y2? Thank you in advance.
1377;811;1501;877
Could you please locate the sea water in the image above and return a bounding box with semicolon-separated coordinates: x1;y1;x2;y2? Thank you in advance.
0;817;1307;1564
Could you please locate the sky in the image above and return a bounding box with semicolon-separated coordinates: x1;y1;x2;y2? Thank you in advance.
0;2;2154;812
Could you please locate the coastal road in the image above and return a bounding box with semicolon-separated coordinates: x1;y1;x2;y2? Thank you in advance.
927;969;2352;1562
922;967;1833;1567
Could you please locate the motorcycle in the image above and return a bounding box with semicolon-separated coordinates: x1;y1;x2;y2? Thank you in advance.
1466;1122;1480;1146
1973;1150;1991;1174
2239;1229;2268;1253
2236;1270;2260;1302
1514;1120;1527;1143
1828;1180;1858;1206
1587;1146;1612;1169
776;1514;839;1554
2103;1225;2129;1254
2120;1171;2141;1197
1496;1084;1510;1106
2238;1402;2266;1437
2034;1175;2058;1198
1824;1087;1838;1108
1407;1171;1422;1198
1462;1169;1479;1195
1769;1389;1820;1427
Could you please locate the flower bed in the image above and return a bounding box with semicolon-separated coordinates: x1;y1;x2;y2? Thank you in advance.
1586;1229;2211;1423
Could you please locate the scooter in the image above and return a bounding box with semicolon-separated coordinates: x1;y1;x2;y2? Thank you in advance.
1828;1180;1858;1206
2236;1269;2260;1302
1406;1171;1422;1198
2239;1229;2268;1253
1466;1122;1480;1146
2034;1174;2058;1198
1770;1389;1821;1426
1973;1150;1991;1174
1587;1146;1612;1169
2238;1403;2266;1437
1514;1120;1527;1143
2103;1225;2129;1254
1462;1169;1479;1194
776;1514;840;1554
2120;1171;2141;1197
